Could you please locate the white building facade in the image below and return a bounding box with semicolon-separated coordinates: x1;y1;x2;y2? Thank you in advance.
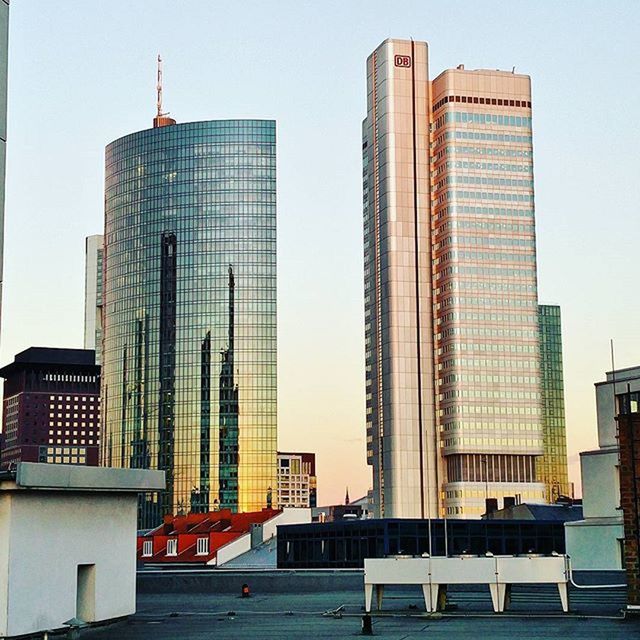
565;367;640;570
277;452;317;509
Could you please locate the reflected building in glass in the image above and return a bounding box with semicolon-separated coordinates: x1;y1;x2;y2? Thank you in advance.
101;114;277;528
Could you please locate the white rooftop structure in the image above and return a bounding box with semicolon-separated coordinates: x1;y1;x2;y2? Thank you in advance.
565;367;640;571
0;463;164;638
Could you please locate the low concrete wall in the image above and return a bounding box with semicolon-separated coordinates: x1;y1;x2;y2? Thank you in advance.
136;568;624;595
137;570;363;594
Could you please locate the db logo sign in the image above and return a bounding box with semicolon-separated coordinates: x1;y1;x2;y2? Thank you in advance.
394;55;412;68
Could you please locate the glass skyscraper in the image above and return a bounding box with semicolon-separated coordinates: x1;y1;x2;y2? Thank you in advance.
364;38;556;519
537;304;569;500
101;118;277;528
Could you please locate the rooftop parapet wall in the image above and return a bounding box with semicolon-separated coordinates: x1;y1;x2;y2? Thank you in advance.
0;462;165;492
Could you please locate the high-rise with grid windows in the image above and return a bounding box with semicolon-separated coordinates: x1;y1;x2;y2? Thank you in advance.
363;38;554;519
101;112;277;529
537;304;569;501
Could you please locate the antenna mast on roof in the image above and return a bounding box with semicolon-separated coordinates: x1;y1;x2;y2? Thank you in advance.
153;54;176;128
156;54;163;118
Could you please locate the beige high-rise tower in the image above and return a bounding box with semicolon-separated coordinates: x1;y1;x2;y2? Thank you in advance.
363;40;439;519
363;38;550;519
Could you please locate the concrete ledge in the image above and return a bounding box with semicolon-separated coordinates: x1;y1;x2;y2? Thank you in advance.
137;570;364;594
11;462;165;492
136;568;626;595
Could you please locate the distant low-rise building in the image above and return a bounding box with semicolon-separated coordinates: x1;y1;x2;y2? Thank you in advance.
312;489;375;522
350;492;375;519
0;348;100;469
137;507;311;567
483;501;582;522
277;452;317;508
138;508;280;565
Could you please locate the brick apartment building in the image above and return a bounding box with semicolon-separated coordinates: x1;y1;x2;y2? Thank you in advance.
617;399;640;611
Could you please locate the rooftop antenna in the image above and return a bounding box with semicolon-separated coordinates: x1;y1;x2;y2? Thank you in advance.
156;54;163;118
153;54;176;128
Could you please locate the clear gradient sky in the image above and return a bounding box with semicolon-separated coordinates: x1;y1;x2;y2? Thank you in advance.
2;1;639;505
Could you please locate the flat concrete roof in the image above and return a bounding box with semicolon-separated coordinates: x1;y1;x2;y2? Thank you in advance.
580;447;619;457
81;577;637;639
0;462;165;492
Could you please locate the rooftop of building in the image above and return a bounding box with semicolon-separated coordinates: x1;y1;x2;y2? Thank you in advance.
277;451;315;458
0;346;98;377
139;508;281;565
484;502;583;522
148;508;280;537
80;573;635;639
432;65;531;80
109;119;276;149
218;535;277;569
600;365;640;384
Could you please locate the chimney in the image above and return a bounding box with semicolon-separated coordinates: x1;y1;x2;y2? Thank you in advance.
485;498;499;518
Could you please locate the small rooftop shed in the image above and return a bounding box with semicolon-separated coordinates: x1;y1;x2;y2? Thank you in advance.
0;462;164;638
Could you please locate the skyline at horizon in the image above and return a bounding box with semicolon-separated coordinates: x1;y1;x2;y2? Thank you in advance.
2;1;639;505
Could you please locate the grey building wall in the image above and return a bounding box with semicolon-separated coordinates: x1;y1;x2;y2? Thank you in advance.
84;234;104;365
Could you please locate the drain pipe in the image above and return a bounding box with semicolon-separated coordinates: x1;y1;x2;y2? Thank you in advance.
566;556;626;589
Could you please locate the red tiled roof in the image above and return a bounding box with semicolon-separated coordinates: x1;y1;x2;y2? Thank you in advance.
138;508;281;564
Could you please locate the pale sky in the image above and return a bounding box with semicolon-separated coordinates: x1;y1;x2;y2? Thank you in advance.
2;1;639;505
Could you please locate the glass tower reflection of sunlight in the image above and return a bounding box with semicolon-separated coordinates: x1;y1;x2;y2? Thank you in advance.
101;117;277;528
537;304;570;501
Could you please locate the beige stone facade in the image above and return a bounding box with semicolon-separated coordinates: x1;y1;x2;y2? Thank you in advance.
364;39;548;519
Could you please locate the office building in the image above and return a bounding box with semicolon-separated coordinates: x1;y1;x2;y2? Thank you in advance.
0;2;8;340
101;102;277;527
363;38;548;519
84;234;104;364
537;305;570;500
565;365;640;570
0;347;100;468
277;451;317;509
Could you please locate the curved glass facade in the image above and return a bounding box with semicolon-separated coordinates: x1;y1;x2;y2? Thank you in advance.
101;120;277;528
